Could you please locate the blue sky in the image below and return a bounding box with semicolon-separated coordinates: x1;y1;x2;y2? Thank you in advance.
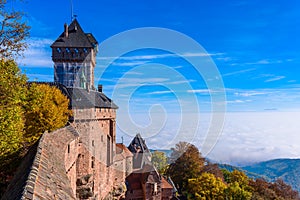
12;0;300;163
17;0;300;112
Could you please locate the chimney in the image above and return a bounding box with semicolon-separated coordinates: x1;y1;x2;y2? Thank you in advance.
64;23;68;38
98;84;103;92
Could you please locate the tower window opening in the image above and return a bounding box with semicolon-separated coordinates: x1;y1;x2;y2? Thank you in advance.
66;48;70;53
56;48;61;53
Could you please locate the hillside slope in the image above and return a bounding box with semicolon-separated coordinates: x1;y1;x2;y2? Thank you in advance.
242;159;300;192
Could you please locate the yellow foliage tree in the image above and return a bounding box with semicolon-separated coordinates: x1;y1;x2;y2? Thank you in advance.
0;59;27;159
24;83;72;144
187;172;227;200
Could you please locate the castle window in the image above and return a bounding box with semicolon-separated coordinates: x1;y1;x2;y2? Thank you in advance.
83;48;88;53
67;144;70;153
74;48;79;53
66;48;70;53
91;156;95;169
92;140;94;146
56;48;61;53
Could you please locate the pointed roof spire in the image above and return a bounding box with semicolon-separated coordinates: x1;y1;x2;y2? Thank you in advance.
51;19;98;48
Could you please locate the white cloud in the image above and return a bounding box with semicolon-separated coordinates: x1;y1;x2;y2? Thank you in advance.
98;52;223;62
234;91;268;97
112;61;149;67
147;91;173;95
117;112;300;166
222;68;256;77
227;99;245;104
18;37;53;68
207;112;300;166
265;76;286;82
187;89;210;94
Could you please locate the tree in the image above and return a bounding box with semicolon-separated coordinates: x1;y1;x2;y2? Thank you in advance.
0;59;27;195
168;141;190;163
0;76;71;196
269;179;299;200
223;170;252;200
225;182;252;200
24;83;72;145
166;142;205;193
187;173;226;200
151;151;168;174
201;163;224;181
0;0;30;58
0;59;27;162
249;178;282;200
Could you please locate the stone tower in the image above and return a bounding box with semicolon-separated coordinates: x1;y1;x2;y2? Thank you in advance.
51;19;98;89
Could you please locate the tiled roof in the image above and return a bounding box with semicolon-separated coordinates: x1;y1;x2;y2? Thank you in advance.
116;143;133;157
64;87;118;109
128;133;151;154
161;177;173;189
31;82;118;109
2;126;78;199
51;19;98;48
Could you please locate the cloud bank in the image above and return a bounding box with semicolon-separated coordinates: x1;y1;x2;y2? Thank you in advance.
117;111;300;166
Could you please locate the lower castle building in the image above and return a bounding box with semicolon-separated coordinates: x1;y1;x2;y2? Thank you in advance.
1;19;176;200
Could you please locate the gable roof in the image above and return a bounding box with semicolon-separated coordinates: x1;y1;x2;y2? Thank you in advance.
51;19;98;48
128;133;151;154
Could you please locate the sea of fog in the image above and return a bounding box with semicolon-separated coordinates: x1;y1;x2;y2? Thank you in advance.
116;111;300;166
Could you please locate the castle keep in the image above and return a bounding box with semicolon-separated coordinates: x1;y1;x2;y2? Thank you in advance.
2;19;175;200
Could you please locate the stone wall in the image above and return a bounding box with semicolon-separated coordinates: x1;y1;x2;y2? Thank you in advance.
2;106;133;200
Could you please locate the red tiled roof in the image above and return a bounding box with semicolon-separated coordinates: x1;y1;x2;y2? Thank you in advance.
161;177;173;189
116;143;133;157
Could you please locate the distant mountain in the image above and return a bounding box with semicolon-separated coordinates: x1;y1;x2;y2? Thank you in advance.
242;158;300;192
219;159;300;193
218;164;268;181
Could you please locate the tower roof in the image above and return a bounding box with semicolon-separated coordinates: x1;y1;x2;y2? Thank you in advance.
51;19;98;48
128;133;151;154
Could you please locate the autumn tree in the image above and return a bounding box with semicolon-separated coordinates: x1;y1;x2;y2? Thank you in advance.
0;59;27;163
187;173;226;200
151;151;168;174
0;63;71;195
201;163;224;181
249;178;282;200
0;0;30;58
223;170;252;200
166;142;205;193
168;141;190;163
269;179;299;200
0;59;27;195
24;83;72;145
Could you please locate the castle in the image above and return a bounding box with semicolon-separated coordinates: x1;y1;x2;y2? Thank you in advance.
2;19;175;200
